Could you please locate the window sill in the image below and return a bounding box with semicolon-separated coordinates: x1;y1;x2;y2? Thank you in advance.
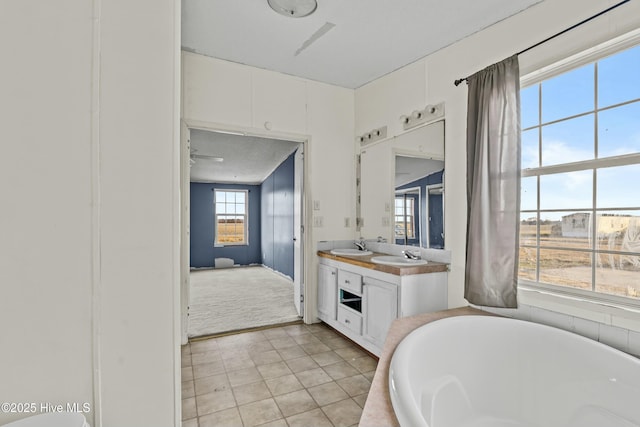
517;281;640;331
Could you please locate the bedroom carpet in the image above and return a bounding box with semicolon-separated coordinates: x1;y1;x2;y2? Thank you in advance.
188;266;301;337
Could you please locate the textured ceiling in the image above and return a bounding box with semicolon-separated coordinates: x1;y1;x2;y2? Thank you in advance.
395;156;444;188
182;0;543;89
190;129;300;184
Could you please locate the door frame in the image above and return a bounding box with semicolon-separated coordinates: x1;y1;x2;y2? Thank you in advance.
180;119;311;344
426;183;444;249
293;146;304;317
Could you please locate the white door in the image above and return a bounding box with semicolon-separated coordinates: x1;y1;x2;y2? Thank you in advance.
293;146;304;316
180;122;191;344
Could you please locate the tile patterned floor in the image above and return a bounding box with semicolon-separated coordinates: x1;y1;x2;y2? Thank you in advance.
182;322;377;427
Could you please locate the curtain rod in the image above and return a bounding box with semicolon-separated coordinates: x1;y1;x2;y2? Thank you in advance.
453;0;631;86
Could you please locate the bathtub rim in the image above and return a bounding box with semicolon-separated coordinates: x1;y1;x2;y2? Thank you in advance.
388;314;640;427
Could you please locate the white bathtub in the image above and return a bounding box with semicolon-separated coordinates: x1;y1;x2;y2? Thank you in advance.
389;315;640;427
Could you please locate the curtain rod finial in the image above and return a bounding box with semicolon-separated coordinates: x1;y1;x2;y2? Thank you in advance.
454;78;466;87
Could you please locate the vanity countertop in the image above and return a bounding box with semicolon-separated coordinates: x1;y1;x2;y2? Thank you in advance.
317;250;448;276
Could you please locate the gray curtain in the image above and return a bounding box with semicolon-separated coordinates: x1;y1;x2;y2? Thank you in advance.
465;55;521;308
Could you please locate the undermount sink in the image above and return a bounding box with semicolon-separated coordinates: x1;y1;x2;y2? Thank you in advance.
370;255;428;266
330;248;373;256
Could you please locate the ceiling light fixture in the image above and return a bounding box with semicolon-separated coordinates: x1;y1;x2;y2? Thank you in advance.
267;0;317;18
191;154;224;162
190;149;224;163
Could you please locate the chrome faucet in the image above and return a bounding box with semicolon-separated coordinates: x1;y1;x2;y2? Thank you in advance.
354;238;367;251
403;249;421;260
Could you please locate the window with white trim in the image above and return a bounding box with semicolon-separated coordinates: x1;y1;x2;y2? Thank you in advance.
395;195;415;239
214;189;248;245
519;39;640;301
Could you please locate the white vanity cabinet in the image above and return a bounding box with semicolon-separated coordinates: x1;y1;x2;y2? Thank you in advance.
318;264;337;320
363;277;398;350
317;253;447;356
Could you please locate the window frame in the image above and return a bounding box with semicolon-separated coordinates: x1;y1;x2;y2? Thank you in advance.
518;29;640;309
394;194;416;240
213;189;249;246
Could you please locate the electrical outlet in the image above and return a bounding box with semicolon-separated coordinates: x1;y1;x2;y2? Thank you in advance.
384;202;391;212
313;216;324;227
313;200;320;210
382;217;390;227
344;217;350;227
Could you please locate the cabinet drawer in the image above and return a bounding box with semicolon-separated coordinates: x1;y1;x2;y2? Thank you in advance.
337;306;362;335
338;270;362;294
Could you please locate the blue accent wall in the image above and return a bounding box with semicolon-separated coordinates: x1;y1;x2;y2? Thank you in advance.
260;176;274;269
261;153;295;279
190;183;262;268
396;169;444;247
190;151;297;277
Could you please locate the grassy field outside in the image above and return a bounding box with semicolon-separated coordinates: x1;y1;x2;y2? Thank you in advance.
519;223;640;299
216;220;245;244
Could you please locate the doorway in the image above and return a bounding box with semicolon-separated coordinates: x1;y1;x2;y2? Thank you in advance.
427;184;444;249
181;124;307;341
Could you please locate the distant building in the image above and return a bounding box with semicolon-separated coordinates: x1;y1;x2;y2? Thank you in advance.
561;213;639;238
561;213;591;238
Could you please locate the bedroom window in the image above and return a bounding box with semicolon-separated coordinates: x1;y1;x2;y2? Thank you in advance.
519;38;640;302
214;189;248;245
395;196;415;239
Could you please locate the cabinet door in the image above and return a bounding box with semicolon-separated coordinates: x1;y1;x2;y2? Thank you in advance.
318;264;337;321
363;277;397;348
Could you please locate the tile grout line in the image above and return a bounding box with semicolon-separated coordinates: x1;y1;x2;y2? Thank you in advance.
183;323;374;427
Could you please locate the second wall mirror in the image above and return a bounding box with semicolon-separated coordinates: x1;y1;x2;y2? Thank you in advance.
394;155;444;248
359;120;445;249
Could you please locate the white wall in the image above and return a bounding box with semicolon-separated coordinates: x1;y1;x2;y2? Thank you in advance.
182;52;356;322
355;0;640;332
0;1;94;424
98;0;180;426
0;0;180;426
355;60;427;138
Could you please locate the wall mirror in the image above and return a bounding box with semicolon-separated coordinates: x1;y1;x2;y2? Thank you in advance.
359;120;445;249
